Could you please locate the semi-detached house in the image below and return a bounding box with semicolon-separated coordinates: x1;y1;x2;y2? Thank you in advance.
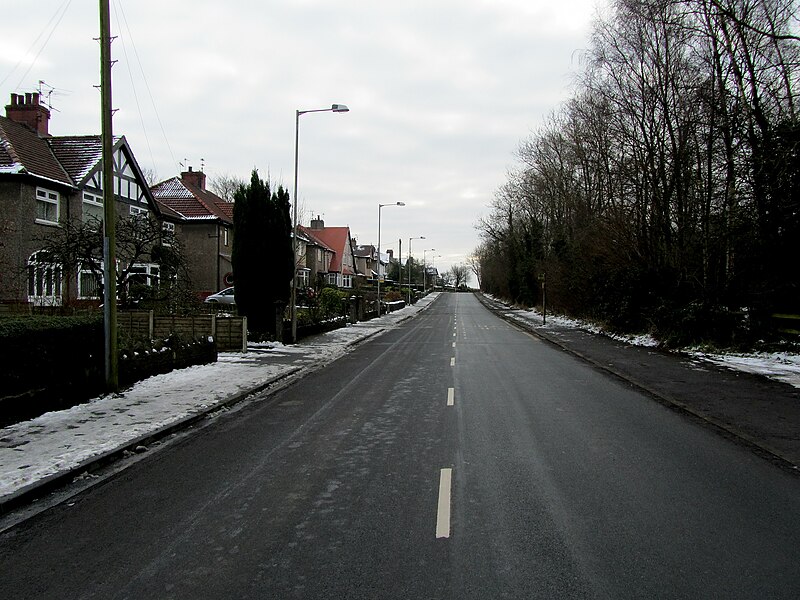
151;168;234;298
298;217;358;289
0;92;160;309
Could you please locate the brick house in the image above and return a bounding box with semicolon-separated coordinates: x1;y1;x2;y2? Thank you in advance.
352;243;378;284
151;168;233;298
0;92;160;309
298;217;358;289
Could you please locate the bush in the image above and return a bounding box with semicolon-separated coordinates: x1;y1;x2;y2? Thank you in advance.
0;316;218;427
0;315;105;425
319;287;348;319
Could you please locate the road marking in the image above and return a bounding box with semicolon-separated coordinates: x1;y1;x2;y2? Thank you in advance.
450;357;455;366
447;387;454;406
436;468;452;538
452;342;455;348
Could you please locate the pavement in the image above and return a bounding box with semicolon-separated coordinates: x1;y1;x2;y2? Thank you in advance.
2;291;799;519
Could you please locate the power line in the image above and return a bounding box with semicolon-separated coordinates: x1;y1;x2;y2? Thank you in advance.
1;0;75;91
114;0;178;175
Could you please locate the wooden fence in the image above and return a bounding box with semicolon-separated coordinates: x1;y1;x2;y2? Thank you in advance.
119;311;247;351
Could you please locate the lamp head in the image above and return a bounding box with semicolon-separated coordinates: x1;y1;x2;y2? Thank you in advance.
331;104;349;112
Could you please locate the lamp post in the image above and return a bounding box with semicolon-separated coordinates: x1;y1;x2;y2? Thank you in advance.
291;103;349;343
423;248;435;292
377;202;404;315
408;236;425;303
432;254;442;290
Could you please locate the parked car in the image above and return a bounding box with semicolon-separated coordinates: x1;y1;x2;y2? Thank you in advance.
204;287;236;305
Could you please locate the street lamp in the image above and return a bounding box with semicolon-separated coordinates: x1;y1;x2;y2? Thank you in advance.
377;202;405;315
423;248;435;292
291;103;349;343
408;236;425;304
431;254;442;290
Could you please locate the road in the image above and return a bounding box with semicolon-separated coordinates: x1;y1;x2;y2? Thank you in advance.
1;293;799;599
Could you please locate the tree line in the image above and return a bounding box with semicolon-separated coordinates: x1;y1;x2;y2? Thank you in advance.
476;0;799;347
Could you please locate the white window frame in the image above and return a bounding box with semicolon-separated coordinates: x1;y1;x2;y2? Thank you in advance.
129;205;148;217
78;264;103;299
342;274;353;289
35;187;60;226
296;269;310;288
127;263;160;288
82;191;104;225
27;251;62;305
327;273;339;286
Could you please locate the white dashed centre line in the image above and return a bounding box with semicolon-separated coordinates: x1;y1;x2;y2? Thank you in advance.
436;468;453;538
447;387;454;406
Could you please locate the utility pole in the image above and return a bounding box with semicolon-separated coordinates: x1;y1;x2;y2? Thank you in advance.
398;238;402;303
100;0;118;391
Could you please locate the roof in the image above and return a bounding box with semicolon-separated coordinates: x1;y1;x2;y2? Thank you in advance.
0;116;72;186
298;225;335;253
304;226;353;274
151;176;233;224
47;135;104;184
353;244;376;258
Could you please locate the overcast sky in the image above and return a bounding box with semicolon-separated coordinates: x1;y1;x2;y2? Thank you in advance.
1;0;600;277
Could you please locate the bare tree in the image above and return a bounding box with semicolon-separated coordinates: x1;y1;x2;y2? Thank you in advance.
447;264;470;289
208;173;247;202
37;214;189;307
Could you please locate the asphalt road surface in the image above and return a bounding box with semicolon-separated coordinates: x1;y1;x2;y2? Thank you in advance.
2;293;799;599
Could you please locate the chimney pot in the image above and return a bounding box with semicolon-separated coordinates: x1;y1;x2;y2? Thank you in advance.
6;92;51;136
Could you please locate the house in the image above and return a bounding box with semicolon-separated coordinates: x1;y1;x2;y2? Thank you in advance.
151;168;233;297
295;226;335;289
298;217;358;289
352;243;378;283
0;92;160;308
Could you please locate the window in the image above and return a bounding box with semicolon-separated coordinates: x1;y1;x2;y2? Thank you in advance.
327;273;339;286
162;221;175;246
130;205;148;218
342;274;353;288
36;188;60;225
223;228;229;246
82;191;104;225
163;222;175;233
127;263;160;288
296;269;309;288
27;251;62;305
78;266;102;299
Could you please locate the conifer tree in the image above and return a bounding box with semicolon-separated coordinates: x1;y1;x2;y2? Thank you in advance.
232;170;293;338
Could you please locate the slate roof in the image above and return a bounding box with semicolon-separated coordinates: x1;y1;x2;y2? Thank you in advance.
47;135;105;184
0;117;159;216
151;176;233;224
353;244;376;258
0;116;72;186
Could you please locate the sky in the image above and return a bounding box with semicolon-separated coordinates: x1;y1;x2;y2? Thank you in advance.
0;0;601;277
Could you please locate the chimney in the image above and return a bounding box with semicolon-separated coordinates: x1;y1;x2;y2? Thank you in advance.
181;166;206;190
5;92;51;137
310;215;325;229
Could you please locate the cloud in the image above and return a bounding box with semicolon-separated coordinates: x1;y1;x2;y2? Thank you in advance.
1;0;598;274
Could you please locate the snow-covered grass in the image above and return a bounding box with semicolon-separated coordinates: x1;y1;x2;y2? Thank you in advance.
485;293;800;389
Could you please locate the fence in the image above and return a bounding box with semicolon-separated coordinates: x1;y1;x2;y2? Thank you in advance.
119;311;247;351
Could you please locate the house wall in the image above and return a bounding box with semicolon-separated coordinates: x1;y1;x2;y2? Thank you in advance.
0;179;78;304
178;221;233;296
